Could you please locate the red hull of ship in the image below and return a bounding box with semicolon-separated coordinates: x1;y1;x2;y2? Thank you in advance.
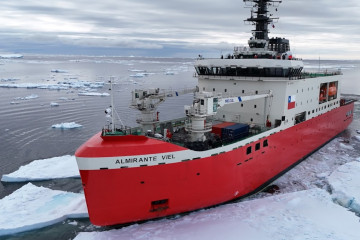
76;103;354;226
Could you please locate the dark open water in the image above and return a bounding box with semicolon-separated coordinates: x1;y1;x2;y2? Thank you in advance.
0;56;359;239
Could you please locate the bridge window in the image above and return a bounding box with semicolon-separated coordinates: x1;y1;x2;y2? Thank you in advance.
196;66;297;78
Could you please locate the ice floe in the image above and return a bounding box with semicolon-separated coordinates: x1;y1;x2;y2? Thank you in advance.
0;54;23;59
1;155;79;182
0;183;88;236
327;161;360;215
14;94;39;100
78;92;110;97
164;71;176;75
129;73;147;78
51;122;82;129
50;102;59;107
74;188;360;240
0;81;105;91
339;142;354;150
58;97;76;101
51;69;68;73
1;78;19;82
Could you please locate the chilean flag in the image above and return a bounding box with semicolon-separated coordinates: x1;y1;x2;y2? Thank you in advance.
288;95;296;109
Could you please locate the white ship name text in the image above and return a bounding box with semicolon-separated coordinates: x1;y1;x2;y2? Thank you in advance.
115;154;175;164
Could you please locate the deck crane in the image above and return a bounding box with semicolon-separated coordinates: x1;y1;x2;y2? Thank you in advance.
131;87;197;132
184;90;273;142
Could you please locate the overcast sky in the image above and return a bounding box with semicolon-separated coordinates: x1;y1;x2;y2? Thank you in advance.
1;0;359;59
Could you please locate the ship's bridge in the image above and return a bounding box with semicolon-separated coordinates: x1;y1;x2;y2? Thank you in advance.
195;58;304;79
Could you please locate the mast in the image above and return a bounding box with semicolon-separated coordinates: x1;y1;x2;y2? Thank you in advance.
109;78;115;133
244;0;282;40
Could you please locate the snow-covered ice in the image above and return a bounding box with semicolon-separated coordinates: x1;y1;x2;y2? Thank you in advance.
1;155;79;182
51;122;82;129
327;161;360;215
74;188;360;240
0;183;88;236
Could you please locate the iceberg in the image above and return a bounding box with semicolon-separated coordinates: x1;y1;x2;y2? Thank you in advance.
0;183;88;236
74;188;360;240
1;155;79;182
51;122;82;129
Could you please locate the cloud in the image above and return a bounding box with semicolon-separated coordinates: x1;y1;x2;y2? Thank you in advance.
0;0;359;59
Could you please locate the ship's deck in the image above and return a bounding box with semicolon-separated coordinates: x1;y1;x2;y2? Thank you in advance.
102;117;273;151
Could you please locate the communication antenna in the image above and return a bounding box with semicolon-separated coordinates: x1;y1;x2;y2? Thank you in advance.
106;77;125;133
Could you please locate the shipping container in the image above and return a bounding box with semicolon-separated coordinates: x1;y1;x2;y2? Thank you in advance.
211;122;236;138
222;123;249;142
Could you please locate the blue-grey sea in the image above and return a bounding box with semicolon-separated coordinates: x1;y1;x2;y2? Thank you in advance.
0;55;359;239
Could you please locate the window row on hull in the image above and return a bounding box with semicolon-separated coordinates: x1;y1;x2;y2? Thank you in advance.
195;66;303;78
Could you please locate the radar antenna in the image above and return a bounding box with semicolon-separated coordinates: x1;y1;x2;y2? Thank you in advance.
244;0;282;40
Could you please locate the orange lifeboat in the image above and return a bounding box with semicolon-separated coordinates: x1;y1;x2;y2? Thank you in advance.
319;87;327;101
328;84;337;97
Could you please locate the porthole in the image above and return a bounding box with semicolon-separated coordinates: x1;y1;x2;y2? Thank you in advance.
246;146;252;155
